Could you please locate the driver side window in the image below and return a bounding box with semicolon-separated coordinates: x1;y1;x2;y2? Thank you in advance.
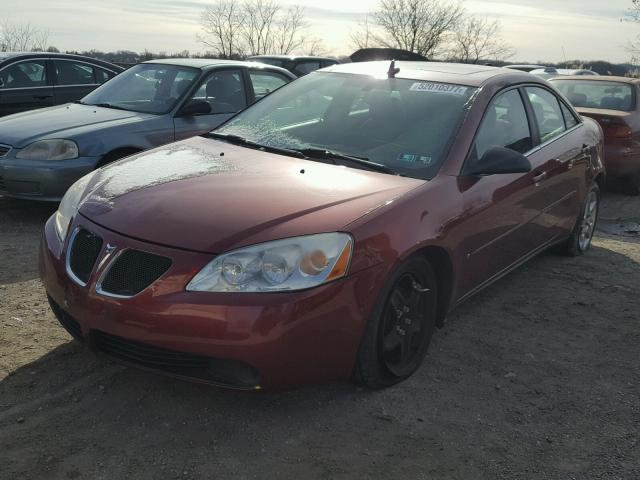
473;89;533;161
190;70;247;114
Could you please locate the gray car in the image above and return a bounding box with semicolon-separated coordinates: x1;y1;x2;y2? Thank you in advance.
0;58;295;201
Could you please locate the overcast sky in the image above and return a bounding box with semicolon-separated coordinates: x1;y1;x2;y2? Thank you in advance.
5;0;638;62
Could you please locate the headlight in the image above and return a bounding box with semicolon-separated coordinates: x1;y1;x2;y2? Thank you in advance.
187;233;353;292
16;139;79;160
54;171;96;241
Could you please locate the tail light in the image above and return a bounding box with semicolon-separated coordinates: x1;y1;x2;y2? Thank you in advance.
599;118;632;139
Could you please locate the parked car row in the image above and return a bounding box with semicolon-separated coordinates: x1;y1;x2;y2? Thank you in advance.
550;75;640;194
0;52;123;117
0;58;295;200
27;60;608;390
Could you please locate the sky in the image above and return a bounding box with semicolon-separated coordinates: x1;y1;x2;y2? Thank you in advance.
3;0;638;63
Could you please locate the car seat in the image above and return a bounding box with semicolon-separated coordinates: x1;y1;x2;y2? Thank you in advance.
206;74;245;114
567;93;587;107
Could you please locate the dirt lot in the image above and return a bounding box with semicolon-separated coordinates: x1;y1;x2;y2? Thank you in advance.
0;193;638;480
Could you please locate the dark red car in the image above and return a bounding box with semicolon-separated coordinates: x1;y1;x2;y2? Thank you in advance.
40;62;604;390
551;76;640;195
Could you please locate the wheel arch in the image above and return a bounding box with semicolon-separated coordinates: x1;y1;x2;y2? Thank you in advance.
411;246;455;328
96;146;144;168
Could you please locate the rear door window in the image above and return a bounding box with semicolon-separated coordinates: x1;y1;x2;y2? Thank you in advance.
95;67;117;84
190;70;247;114
525;87;566;144
54;60;96;86
473;89;533;160
249;70;289;101
0;60;48;89
292;61;321;76
560;102;579;129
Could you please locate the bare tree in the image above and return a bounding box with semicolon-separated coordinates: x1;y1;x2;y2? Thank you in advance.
271;5;306;55
242;0;280;55
304;37;328;56
350;15;378;50
198;0;245;58
626;0;640;63
198;1;306;56
0;21;50;52
374;0;464;58
448;16;515;63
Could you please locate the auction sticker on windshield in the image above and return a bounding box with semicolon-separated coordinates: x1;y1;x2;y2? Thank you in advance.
409;82;468;95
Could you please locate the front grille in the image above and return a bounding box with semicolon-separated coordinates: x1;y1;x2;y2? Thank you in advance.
68;228;103;285
0;144;10;157
92;331;260;388
47;295;83;340
99;249;171;297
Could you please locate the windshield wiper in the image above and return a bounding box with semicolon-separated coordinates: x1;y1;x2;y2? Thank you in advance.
90;103;131;111
294;148;397;175
207;132;307;159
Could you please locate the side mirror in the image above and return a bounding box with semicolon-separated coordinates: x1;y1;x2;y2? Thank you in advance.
466;146;532;176
178;99;211;116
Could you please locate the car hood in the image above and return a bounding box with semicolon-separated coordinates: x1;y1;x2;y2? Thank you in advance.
79;137;425;253
0;103;149;148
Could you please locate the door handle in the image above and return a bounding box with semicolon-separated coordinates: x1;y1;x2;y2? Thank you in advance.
533;171;547;184
32;94;53;100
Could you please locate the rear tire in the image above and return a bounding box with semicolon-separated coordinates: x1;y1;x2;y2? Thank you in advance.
561;183;600;257
354;257;438;389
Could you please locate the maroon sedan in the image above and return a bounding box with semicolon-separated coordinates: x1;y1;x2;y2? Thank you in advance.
551;76;640;195
40;62;604;390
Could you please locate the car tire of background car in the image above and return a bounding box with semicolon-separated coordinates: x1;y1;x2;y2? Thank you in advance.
353;256;438;389
561;182;600;257
622;174;640;196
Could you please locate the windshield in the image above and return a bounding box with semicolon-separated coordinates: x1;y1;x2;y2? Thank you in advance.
82;63;200;114
215;72;475;179
553;80;635;112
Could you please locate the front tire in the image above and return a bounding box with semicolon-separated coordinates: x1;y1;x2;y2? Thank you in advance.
354;257;438;389
562;183;600;256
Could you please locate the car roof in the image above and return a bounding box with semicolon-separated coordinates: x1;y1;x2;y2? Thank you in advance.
248;55;337;62
320;61;538;87
549;75;640;84
142;58;296;79
0;51;124;70
143;58;254;68
505;64;547;69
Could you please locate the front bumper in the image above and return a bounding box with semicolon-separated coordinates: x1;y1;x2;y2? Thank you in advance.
39;214;388;390
0;155;99;201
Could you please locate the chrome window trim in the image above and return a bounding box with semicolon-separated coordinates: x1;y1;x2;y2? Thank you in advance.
523;123;583;157
51;57;119;75
53;84;99;89
0;85;52;92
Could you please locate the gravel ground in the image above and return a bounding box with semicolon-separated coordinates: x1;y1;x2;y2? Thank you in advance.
0;193;638;480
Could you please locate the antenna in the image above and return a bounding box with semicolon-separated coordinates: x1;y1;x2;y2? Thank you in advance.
387;59;400;78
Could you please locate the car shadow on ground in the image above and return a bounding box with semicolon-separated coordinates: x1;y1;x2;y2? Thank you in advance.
1;242;638;479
